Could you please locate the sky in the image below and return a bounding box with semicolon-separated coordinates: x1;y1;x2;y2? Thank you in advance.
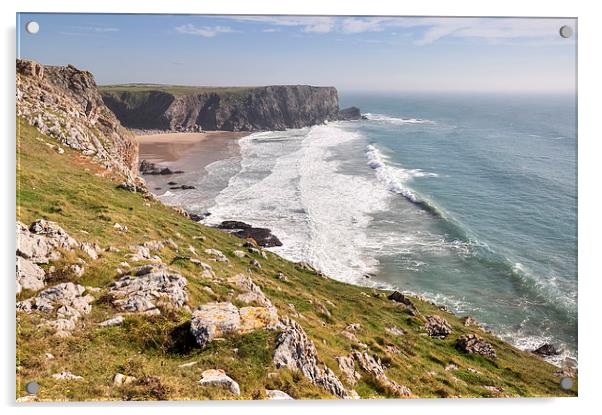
17;14;576;93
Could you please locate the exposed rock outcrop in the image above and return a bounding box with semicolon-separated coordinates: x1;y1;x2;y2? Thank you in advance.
531;343;561;357
388;290;419;316
16;256;45;294
273;317;350;399
217;221;282;248
353;351;413;397
198;369;240;395
337;106;362;120
17;220;77;264
17;282;94;336
16;59;139;181
190;302;279;348
108;266;189;315
102;85;345;132
266;389;294;400
456;334;497;359
425;315;452;339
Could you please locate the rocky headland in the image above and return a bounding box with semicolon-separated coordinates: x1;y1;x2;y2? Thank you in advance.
100;84;361;132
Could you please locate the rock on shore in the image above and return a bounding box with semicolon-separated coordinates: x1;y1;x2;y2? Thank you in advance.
217;221;282;247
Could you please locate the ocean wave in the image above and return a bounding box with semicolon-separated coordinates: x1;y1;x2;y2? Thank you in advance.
366;144;438;206
205;124;392;285
364;113;435;125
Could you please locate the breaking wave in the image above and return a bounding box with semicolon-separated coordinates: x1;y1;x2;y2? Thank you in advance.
364;113;435;125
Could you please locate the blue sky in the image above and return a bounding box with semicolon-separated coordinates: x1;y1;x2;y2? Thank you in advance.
17;14;576;92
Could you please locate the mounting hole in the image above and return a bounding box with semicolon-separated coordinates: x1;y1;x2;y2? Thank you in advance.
26;21;40;34
25;381;40;394
560;377;573;390
559;25;573;39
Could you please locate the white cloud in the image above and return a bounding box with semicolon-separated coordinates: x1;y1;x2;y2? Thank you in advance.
223;16;574;45
262;28;280;33
176;24;235;38
229;16;335;33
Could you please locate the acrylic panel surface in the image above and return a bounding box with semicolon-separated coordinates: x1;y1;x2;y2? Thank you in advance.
16;13;577;401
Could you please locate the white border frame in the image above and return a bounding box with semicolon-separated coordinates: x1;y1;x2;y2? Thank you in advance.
3;1;599;414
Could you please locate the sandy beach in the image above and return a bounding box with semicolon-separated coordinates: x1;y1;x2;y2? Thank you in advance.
137;131;247;163
137;131;249;208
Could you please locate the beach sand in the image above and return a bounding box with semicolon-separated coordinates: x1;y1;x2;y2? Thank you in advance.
137;131;247;163
137;131;248;202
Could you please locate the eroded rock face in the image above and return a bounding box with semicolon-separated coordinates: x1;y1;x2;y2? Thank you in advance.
456;334;497;359
17;282;94;336
190;302;278;348
336;355;360;386
198;369;240;395
204;248;229;263
17;220;78;264
16;256;45;294
273;317;350;399
228;274;273;307
108;267;188;315
352;351;413;397
16;59;139;181
425;315;452;339
102;86;342;132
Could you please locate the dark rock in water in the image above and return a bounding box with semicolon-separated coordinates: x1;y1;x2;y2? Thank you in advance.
217;221;282;247
361;115;368;120
189;213;203;222
139;159;179;175
154;187;162;191
170;184;196;190
167;181;178;185
532;343;561;357
218;221;252;230
337;106;362;121
235;228;282;247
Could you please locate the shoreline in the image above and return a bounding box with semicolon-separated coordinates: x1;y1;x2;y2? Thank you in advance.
135;130;576;369
137;131;247;163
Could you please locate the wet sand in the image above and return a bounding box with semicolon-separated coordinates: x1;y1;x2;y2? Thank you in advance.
137;131;248;198
137;131;247;163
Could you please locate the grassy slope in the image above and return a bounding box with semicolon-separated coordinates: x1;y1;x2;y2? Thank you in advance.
16;118;576;401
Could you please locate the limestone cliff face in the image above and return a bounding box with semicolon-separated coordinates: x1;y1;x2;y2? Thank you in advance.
101;85;346;132
16;60;139;181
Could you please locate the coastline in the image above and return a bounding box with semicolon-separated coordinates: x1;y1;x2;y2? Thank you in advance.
136;126;577;369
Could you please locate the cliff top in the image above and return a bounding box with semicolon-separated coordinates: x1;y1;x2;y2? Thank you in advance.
99;84;336;97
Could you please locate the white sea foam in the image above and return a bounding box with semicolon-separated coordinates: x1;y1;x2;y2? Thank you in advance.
366;144;437;203
205;124;392;284
364;113;434;125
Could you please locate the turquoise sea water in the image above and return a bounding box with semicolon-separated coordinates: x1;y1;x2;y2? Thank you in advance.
161;92;577;365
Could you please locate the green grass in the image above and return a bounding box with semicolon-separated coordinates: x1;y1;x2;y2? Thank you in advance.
16;118;577;401
99;84;256;97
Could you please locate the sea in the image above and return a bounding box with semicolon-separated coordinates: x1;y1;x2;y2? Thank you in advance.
156;92;577;366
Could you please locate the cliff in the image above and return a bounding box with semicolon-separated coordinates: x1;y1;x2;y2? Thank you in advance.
16;60;139;182
100;84;356;132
